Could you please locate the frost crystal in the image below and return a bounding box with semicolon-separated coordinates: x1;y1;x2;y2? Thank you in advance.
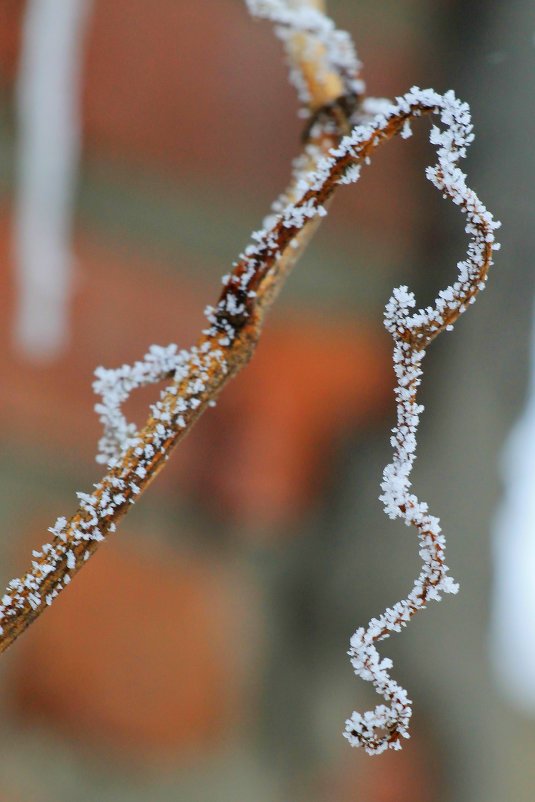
93;344;189;464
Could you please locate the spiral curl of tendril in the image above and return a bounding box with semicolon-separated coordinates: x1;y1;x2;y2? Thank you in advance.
342;87;500;755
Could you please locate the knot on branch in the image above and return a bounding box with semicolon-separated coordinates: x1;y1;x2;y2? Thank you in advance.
302;91;361;141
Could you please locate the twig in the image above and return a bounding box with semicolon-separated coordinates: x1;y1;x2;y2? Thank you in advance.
0;1;360;652
246;0;363;113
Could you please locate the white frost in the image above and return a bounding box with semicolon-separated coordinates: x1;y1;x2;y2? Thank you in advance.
342;87;500;755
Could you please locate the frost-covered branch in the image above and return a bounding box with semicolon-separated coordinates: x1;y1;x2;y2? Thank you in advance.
246;0;364;114
0;3;499;762
0;0;360;653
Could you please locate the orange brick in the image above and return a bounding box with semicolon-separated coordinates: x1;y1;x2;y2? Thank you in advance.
322;729;440;802
83;0;296;195
6;538;251;761
180;316;391;530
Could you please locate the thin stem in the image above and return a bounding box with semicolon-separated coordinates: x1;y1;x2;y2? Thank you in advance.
0;0;359;654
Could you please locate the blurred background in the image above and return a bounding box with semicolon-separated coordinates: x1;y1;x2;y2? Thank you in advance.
0;0;534;800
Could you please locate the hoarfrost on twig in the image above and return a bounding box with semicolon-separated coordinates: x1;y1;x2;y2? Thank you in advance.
246;0;364;111
93;344;191;465
343;87;500;755
0;88;499;714
0;10;499;752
